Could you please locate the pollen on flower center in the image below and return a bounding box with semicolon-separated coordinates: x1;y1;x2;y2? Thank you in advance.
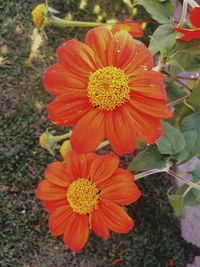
87;66;130;110
67;178;99;214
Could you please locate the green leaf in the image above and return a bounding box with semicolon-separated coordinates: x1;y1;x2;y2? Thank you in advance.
167;189;184;217
165;79;186;102
135;0;174;24
181;112;200;154
168;182;200;217
156;122;185;155
128;147;165;172
192;162;200;201
184;54;200;72
172;131;197;162
187;80;200;112
149;24;176;55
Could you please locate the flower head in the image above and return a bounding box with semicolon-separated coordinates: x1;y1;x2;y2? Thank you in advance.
35;151;141;252
44;27;173;155
176;7;200;41
32;3;48;29
111;19;143;38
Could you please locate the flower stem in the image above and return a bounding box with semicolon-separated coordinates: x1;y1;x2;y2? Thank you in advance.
53;131;72;142
134;167;168;180
169;95;188;106
49;15;114;28
167;169;200;190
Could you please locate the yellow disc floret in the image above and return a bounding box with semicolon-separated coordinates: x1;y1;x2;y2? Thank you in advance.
87;66;130;110
32;4;47;29
67;178;99;214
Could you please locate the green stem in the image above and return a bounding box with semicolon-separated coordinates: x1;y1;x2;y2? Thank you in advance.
167;169;200;190
169;95;188;107
134;167;168;180
49;15;114;28
52;131;72;142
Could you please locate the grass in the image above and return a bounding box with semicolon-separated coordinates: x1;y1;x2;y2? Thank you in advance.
0;0;196;266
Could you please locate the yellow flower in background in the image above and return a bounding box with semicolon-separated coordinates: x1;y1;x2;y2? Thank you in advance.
32;4;48;29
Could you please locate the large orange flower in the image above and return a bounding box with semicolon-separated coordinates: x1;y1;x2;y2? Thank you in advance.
45;27;173;155
35;151;141;252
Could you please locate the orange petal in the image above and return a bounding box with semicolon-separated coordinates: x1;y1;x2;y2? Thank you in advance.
44;64;87;96
97;168;134;189
126;103;162;144
71;109;105;153
64;151;97;179
175;27;200;41
105;107;136;155
45;162;72;187
63;213;89;252
111;21;143;38
190;7;200;28
43;199;68;212
129;92;173;119
90;154;119;185
129;70;166;100
90;210;109;239
100;180;141;205
123;43;153;77
48;93;92;126
35;180;67;201
98;200;134;233
106;30;137;68
48;205;73;236
57;39;97;77
84;27;113;67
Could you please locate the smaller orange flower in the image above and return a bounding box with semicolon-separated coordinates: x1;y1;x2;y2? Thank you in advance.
111;19;143;38
176;7;200;41
35;151;141;252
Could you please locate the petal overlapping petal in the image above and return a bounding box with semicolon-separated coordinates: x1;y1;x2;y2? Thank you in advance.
105;107;136;155
49;205;73;236
63;213;89;252
64;151;98;179
85;27;113;67
129;92;173;119
97;200;134;233
129;71;166;100
44;64;87;96
35;180;67;201
57;39;98;77
71;109;105;153
90;210;109;239
45;162;71;187
90;154;119;184
48;93;92;126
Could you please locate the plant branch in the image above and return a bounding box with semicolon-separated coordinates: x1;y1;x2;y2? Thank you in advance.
167;169;200;190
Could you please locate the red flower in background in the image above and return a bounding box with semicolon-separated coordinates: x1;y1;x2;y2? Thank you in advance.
45;27;173;155
35;151;141;252
176;7;200;41
111;19;143;38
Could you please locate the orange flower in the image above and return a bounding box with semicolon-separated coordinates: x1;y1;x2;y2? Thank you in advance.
176;7;200;41
45;27;173;155
35;151;141;252
111;19;143;38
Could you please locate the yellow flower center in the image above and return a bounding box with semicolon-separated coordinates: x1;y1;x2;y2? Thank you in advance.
87;66;130;110
67;178;99;214
32;4;47;29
